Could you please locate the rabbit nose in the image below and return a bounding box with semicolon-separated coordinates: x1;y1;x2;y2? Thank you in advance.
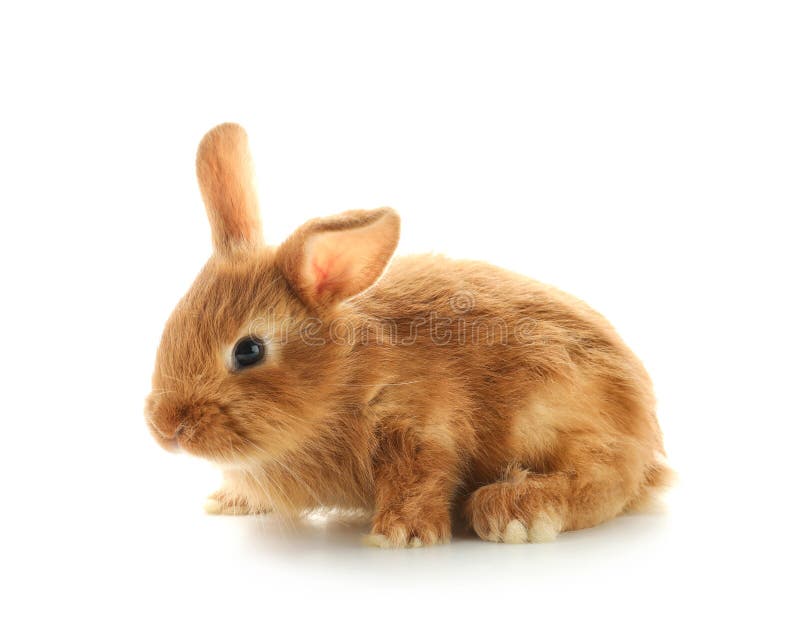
147;404;185;440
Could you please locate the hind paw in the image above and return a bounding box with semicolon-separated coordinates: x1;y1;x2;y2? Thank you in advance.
465;472;566;543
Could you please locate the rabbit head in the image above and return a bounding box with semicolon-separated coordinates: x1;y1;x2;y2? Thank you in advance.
144;123;399;465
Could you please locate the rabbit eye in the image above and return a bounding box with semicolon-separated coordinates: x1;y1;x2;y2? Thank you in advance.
232;337;266;370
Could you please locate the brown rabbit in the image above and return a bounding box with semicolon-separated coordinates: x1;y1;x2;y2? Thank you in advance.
145;123;671;547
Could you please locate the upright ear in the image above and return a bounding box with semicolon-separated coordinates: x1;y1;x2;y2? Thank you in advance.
196;123;263;254
277;207;400;307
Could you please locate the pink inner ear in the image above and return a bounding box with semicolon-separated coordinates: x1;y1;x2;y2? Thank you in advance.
310;257;331;295
310;251;345;296
297;211;398;304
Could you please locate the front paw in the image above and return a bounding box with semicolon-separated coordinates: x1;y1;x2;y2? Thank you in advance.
366;513;452;548
203;490;270;516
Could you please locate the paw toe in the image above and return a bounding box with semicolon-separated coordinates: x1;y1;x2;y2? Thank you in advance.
203;498;224;515
364;533;394;548
528;512;562;543
502;519;528;544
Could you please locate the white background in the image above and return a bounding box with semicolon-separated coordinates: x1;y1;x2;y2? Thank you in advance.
1;1;798;633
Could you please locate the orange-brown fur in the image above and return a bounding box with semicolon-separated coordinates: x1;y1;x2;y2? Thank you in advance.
145;123;671;547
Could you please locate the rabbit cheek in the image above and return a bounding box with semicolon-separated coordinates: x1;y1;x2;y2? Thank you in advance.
175;403;240;459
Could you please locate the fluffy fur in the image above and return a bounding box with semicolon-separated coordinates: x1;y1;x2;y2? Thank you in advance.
145;123;672;547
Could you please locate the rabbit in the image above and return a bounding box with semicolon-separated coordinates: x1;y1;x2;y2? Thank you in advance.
145;122;672;547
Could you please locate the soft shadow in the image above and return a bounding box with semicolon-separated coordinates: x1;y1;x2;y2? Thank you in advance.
216;505;674;582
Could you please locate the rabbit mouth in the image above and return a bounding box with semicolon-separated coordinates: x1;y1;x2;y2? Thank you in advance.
148;406;277;465
146;419;180;453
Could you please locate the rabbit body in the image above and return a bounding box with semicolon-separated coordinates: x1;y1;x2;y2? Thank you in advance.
146;124;670;546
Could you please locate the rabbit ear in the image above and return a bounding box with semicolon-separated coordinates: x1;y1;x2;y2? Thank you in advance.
196;123;263;254
277;207;400;307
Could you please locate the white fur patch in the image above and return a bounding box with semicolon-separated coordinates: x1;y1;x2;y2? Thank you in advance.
528;511;562;543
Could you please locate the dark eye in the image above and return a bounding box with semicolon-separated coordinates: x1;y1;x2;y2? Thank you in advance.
232;337;266;370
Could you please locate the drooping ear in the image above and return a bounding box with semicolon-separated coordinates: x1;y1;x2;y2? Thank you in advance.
196;123;263;254
277;207;400;307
